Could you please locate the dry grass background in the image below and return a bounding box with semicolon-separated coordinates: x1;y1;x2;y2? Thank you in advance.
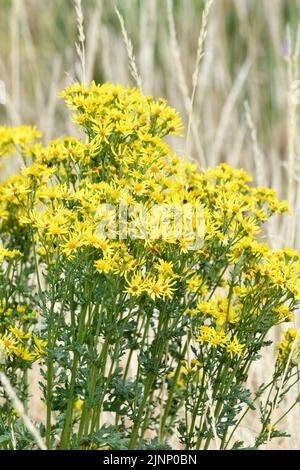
1;0;300;449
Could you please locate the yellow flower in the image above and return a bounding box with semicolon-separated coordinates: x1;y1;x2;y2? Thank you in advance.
124;271;145;297
154;259;178;278
62;238;82;258
94;258;113;274
46;222;69;238
12;345;35;362
197;326;229;349
0;125;41;157
33;335;48;359
226;335;245;358
186;274;202;293
210;330;228;348
0;335;17;355
74;398;84;412
16;305;26;315
277;329;300;366
9;327;31;343
146;274;176;300
184;308;197;317
0;246;22;264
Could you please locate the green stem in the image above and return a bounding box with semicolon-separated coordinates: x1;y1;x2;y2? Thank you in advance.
128;373;155;450
45;296;56;450
60;304;87;449
159;340;188;442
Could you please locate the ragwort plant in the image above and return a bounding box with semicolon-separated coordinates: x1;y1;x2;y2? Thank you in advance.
0;82;300;450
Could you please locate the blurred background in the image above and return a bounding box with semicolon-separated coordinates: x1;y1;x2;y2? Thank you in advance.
1;0;300;448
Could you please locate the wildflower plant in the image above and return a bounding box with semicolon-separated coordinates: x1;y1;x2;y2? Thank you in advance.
0;82;300;450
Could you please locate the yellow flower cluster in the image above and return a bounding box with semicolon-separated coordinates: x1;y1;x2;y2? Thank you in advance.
0;125;41;158
197;326;245;358
167;359;203;388
0;81;299;370
124;270;177;300
277;328;300;367
60;82;184;139
0;244;46;365
0;303;47;365
0;245;22;264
